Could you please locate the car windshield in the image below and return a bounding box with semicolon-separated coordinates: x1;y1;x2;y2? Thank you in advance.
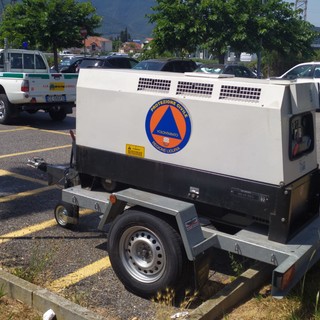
282;65;313;79
195;65;224;74
79;59;101;68
59;57;81;67
133;61;164;71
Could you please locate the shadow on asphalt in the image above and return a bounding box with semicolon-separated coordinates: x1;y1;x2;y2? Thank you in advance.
7;111;76;131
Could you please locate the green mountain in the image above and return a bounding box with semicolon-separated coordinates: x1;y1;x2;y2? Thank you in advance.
0;0;156;40
79;0;156;40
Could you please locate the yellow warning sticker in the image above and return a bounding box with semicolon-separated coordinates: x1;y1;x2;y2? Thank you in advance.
126;144;145;158
49;82;65;91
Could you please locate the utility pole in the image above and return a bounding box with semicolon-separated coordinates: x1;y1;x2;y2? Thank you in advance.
295;0;308;21
257;0;267;79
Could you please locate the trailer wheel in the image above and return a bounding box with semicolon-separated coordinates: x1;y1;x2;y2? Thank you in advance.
0;94;13;124
100;178;118;192
49;106;67;121
54;202;78;228
107;209;191;299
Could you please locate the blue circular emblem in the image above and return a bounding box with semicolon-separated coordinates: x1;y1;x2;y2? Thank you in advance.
145;99;191;154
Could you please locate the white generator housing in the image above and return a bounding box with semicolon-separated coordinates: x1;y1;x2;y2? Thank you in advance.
77;69;318;185
75;69;320;243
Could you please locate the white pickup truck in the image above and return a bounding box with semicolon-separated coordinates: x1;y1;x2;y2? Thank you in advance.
0;48;78;124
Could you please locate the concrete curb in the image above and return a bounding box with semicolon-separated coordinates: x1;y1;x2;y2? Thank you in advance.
189;262;273;320
0;269;105;320
0;262;272;320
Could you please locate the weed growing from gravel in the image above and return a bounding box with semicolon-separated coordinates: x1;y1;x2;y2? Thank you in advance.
67;289;90;308
0;284;6;300
151;287;199;319
11;241;55;285
228;253;244;278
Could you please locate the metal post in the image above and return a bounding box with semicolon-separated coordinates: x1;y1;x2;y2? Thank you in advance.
258;0;267;78
257;39;262;79
80;28;87;57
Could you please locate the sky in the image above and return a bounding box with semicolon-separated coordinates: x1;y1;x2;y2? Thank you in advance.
285;0;319;26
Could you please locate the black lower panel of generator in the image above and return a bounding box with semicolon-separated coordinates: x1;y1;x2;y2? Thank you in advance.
76;145;320;244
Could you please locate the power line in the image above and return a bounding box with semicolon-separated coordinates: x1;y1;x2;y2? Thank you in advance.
295;0;308;21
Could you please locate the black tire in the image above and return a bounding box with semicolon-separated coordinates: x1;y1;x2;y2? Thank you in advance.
54;202;79;228
0;94;13;124
100;178;118;192
107;208;191;299
49;106;67;121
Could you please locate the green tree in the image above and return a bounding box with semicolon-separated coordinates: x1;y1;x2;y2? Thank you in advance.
229;0;316;60
120;27;131;43
148;0;317;65
148;0;203;57
0;0;102;71
197;0;236;62
112;36;122;52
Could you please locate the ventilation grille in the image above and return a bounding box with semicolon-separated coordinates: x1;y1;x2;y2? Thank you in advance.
137;77;171;93
219;85;261;102
176;81;213;97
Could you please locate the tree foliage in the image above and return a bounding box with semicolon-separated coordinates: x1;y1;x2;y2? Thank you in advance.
148;0;203;57
120;27;131;42
0;0;102;70
148;0;317;63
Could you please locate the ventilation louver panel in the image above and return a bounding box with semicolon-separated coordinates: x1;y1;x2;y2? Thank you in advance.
137;78;171;93
176;81;213;97
219;85;261;102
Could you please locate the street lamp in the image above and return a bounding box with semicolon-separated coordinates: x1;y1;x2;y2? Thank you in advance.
257;0;267;78
80;28;87;56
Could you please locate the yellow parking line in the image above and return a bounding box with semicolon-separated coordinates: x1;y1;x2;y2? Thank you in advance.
0;127;30;133
0;126;71;136
0;145;71;159
0;219;57;244
0;185;57;203
0;209;93;244
0;169;48;185
26;127;71;136
49;257;111;292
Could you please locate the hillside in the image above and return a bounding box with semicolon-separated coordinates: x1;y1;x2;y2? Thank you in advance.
0;0;156;41
79;0;156;40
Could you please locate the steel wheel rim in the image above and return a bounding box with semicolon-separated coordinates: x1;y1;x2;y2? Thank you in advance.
55;205;69;226
119;226;166;283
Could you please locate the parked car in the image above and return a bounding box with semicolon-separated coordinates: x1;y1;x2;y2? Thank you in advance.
88;56;138;70
195;63;257;78
60;56;138;73
59;56;86;73
133;58;197;73
276;62;320;110
50;55;83;73
276;62;320;80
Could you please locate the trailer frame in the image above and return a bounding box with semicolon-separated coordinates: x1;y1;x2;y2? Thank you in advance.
59;184;320;298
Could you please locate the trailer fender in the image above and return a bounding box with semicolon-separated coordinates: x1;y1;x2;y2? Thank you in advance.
101;188;206;262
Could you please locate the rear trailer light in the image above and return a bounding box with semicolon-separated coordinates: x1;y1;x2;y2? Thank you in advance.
109;194;117;204
289;112;314;160
274;265;296;291
21;80;29;92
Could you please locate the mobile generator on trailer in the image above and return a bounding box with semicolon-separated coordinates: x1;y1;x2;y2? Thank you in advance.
30;68;320;299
